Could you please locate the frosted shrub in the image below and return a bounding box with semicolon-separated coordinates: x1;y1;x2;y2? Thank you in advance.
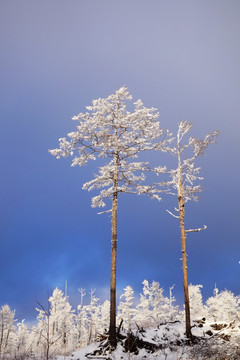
206;287;240;322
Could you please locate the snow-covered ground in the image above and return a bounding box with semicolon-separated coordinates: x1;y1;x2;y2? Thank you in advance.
57;319;240;360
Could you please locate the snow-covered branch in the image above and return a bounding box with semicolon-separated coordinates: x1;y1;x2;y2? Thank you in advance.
186;225;207;233
166;209;180;219
97;209;112;215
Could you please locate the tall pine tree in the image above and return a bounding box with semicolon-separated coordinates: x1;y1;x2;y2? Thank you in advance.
49;87;170;346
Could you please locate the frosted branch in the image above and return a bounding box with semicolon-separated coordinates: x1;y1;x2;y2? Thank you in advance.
97;209;112;215
166;209;180;218
186;225;207;233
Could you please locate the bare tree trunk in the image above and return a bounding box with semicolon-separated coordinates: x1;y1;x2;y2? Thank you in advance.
178;145;192;339
109;152;118;348
178;193;192;338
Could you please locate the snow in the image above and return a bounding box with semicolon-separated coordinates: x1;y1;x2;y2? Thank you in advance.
56;320;240;359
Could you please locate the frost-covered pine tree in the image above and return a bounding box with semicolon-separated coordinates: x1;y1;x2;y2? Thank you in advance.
206;287;240;322
35;288;75;358
0;304;16;359
85;289;100;344
189;284;206;320
35;299;53;359
49;86;171;347
13;320;30;359
48;287;75;355
98;300;110;336
134;280;153;328
117;286;135;333
134;280;171;327
150;281;171;323
75;291;109;348
155;121;218;338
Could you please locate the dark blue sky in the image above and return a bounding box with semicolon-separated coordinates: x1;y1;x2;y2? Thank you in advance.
1;1;240;321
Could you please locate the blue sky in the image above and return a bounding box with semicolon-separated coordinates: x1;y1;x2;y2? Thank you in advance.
0;0;240;321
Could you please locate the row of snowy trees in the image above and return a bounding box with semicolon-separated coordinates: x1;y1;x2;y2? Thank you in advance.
0;283;240;359
49;86;218;344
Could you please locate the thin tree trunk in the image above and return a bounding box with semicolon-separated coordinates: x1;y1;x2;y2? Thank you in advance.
178;193;192;338
178;145;192;339
109;151;119;348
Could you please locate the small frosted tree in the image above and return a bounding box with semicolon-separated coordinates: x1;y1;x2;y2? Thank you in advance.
134;280;171;327
48;288;75;354
35;299;54;360
155;121;218;338
189;284;206;320
98;300;110;335
0;304;16;359
85;289;100;344
49;86;170;347
35;288;75;358
13;320;31;359
168;284;179;321
75;288;88;348
206;287;240;322
117;286;135;333
134;281;152;327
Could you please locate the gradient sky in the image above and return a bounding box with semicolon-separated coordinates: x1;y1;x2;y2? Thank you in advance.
1;0;240;322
